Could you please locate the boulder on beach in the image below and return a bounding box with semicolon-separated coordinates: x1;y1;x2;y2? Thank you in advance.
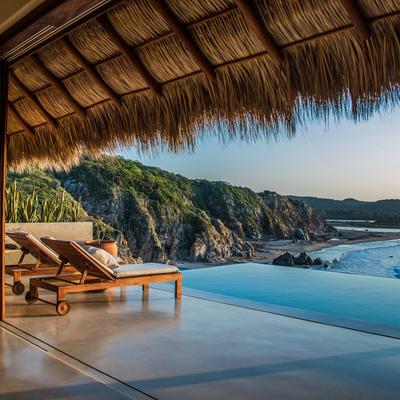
294;251;306;265
306;256;313;265
272;252;294;266
313;257;323;265
273;251;325;267
293;251;314;266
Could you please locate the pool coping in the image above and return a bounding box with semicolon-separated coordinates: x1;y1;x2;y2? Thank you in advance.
156;284;400;340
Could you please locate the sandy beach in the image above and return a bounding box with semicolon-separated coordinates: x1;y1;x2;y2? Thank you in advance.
181;230;400;269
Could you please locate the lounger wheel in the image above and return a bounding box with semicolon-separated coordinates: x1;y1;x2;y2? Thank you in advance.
25;291;38;304
56;301;70;316
12;281;25;295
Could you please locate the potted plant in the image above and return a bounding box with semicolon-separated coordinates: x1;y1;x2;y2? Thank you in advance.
86;219;118;257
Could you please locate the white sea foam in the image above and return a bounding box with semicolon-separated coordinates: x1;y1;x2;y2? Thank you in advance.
312;239;400;279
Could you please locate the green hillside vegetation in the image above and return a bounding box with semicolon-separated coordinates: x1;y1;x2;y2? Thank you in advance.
290;195;400;227
56;157;327;261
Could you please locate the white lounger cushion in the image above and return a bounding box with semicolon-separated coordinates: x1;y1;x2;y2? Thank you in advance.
116;263;179;278
82;246;120;271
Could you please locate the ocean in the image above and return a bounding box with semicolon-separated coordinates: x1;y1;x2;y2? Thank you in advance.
312;239;400;279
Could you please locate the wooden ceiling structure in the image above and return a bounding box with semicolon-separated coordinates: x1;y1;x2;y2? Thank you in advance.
1;0;400;318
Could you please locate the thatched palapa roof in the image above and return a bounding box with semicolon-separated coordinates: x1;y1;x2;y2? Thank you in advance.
6;0;400;169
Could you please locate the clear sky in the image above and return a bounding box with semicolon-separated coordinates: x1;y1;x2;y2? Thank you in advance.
120;107;400;202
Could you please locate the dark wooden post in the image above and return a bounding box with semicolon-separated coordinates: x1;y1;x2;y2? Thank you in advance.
0;61;8;321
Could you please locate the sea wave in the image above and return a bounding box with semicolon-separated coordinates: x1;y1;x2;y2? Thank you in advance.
311;239;400;279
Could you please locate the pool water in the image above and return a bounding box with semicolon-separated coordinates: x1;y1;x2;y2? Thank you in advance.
182;263;400;330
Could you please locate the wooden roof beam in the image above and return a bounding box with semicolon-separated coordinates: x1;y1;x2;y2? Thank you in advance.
30;54;86;119
10;70;57;129
235;0;283;65
8;102;34;135
149;0;216;80
98;15;162;97
340;0;371;40
61;36;121;106
1;0;128;64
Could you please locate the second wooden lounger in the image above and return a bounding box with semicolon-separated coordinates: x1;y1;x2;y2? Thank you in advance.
25;237;182;316
6;231;77;295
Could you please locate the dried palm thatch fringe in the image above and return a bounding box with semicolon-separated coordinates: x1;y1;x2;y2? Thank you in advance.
6;0;400;170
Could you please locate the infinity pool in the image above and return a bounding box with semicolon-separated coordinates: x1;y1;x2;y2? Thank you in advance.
181;263;400;333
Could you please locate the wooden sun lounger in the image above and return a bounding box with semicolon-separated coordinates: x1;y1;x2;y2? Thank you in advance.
25;238;182;316
5;232;77;295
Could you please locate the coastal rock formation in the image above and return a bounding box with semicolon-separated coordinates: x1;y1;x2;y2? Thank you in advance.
292;228;308;241
313;257;323;265
273;252;325;267
272;252;295;266
259;192;327;239
8;156;331;263
294;251;313;266
189;219;254;262
58;157;331;262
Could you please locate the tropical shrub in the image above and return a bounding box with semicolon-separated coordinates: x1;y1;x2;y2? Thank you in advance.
5;180;86;223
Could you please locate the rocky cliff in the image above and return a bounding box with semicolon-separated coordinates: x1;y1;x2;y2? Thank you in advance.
52;156;329;262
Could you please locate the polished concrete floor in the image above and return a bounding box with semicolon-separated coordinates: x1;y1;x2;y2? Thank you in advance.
0;327;132;400
3;281;400;400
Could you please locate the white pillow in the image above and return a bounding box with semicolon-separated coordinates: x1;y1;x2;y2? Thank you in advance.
82;246;120;271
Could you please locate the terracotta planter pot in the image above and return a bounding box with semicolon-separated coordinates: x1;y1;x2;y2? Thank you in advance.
86;240;118;257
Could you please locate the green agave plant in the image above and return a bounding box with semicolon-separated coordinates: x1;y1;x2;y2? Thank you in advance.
5;181;85;223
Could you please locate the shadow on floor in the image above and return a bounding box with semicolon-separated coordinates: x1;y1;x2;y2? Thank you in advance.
126;346;400;391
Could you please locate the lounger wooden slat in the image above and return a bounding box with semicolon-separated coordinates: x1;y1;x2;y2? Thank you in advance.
26;238;182;315
5;232;77;295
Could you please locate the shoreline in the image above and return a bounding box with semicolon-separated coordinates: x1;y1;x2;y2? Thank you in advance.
181;230;400;270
